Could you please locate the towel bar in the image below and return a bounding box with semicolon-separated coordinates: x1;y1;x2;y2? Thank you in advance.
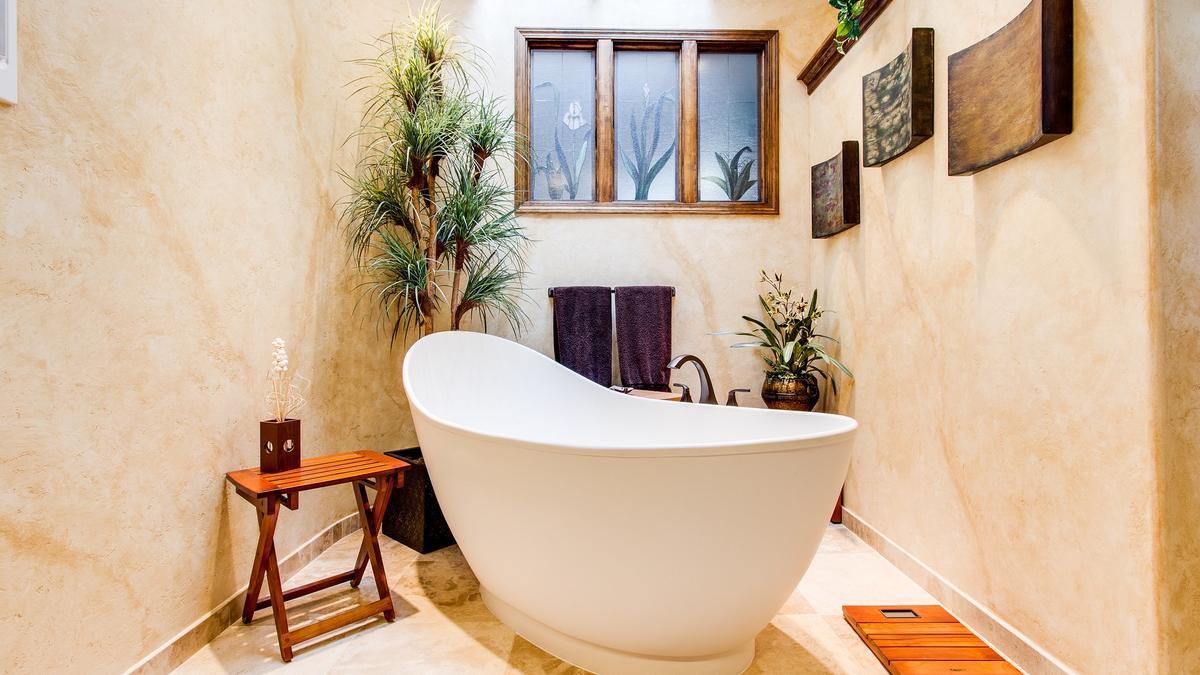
547;287;676;298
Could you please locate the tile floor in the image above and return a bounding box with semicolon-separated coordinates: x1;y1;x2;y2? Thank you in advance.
177;526;934;674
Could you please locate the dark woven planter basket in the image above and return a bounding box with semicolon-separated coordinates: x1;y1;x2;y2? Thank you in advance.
381;448;456;554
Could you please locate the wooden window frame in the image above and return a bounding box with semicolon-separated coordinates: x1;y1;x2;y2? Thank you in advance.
515;28;779;215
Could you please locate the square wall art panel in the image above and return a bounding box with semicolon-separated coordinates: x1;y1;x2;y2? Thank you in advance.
947;0;1072;176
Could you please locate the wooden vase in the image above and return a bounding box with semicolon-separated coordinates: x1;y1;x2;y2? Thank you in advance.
260;418;301;473
760;373;820;411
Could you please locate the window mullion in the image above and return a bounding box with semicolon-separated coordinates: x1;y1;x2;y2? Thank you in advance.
680;40;699;204
595;39;615;203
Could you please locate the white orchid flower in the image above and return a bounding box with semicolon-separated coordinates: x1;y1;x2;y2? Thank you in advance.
562;101;585;130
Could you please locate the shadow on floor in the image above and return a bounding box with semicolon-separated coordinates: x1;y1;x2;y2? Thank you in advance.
188;531;887;674
411;547;841;675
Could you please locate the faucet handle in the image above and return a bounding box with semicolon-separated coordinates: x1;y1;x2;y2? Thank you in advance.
672;383;693;403
725;388;752;407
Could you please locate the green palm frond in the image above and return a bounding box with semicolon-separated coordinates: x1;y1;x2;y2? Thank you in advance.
363;229;440;343
438;164;529;261
338;159;420;263
464;97;515;167
455;252;529;334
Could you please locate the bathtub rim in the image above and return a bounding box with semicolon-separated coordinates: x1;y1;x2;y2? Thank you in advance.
403;332;858;459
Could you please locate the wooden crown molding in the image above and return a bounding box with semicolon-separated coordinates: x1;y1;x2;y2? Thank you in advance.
797;0;896;94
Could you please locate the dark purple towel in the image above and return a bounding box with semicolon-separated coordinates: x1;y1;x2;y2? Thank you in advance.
615;286;673;392
551;286;613;387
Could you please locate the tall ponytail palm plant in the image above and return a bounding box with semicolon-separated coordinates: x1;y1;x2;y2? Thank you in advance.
341;6;528;341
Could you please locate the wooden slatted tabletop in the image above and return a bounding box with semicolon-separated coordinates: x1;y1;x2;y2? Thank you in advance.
227;450;408;498
844;605;1019;674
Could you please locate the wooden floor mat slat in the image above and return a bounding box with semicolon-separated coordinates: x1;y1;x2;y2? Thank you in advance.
881;646;1003;661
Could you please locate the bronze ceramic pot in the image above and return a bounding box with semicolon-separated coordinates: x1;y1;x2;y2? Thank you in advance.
761;373;820;411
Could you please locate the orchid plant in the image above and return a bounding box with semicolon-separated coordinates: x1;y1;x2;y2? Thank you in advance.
727;272;853;394
266;338;308;422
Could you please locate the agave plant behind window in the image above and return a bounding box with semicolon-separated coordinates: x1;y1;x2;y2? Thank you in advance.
702;146;758;201
618;86;676;200
726;272;853;394
340;6;529;341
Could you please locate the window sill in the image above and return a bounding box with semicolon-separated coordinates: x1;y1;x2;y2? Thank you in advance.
516;200;779;215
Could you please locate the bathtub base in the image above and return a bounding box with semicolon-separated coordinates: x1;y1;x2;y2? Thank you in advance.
481;587;755;674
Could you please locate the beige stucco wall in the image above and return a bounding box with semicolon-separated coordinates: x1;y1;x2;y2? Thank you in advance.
1154;0;1200;670
444;0;833;398
0;2;416;672
806;0;1160;672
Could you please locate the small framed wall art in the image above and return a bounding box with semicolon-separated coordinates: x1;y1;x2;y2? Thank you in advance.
811;141;861;239
0;0;16;105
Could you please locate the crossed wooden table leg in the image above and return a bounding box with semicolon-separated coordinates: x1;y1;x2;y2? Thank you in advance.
240;474;398;662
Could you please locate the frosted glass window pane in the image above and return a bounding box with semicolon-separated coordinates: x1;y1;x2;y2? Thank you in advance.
530;50;595;201
615;51;678;201
698;52;760;202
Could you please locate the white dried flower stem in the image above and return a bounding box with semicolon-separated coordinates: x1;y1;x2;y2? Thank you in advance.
266;338;307;422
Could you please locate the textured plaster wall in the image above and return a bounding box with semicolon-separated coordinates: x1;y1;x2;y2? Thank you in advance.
1154;0;1200;670
806;0;1159;672
0;2;415;672
443;0;833;399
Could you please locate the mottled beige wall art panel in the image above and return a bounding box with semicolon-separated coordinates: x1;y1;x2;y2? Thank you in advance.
862;27;934;168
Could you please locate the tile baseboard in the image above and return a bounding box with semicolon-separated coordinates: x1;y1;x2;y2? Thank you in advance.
841;506;1075;675
125;513;362;675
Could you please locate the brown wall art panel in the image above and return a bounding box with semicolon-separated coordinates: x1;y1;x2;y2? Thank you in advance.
811;140;860;239
863;28;935;167
947;0;1073;176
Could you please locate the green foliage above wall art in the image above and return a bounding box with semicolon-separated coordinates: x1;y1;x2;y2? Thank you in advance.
830;0;866;54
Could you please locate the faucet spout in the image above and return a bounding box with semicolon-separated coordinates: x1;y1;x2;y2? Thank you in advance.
666;354;719;405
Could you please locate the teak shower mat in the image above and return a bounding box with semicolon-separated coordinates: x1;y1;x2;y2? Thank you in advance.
843;605;1020;674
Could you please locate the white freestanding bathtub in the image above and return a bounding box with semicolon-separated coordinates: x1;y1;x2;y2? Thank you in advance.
403;332;856;674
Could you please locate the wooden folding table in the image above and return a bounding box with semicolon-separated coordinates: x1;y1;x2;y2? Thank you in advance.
226;450;410;662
